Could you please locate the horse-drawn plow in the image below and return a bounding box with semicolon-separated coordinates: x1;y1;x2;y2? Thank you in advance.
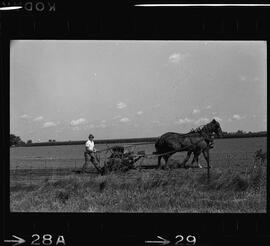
74;143;209;176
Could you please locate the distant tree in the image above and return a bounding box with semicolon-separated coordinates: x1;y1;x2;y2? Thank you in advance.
27;140;33;144
10;134;22;146
52;140;56;142
49;139;52;142
236;130;244;135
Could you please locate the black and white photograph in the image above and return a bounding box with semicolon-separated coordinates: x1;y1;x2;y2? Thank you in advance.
10;40;267;213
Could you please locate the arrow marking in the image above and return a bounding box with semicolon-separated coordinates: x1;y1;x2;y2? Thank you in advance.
4;235;25;246
145;236;170;245
0;6;22;10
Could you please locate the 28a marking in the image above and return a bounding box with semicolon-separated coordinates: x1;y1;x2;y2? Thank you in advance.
31;234;65;245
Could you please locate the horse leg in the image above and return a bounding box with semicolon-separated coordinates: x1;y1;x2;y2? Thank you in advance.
164;154;171;169
192;150;202;168
202;149;211;168
157;155;162;169
180;150;192;168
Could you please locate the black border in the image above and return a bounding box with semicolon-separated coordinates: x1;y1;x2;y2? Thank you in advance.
1;2;269;246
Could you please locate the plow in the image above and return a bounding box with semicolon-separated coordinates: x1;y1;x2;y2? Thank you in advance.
74;143;208;176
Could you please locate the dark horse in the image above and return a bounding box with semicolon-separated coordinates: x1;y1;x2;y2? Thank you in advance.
154;119;223;169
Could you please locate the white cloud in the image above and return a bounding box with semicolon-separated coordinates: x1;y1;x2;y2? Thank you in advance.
205;105;212;109
192;109;200;114
228;118;232;122
43;122;57;128
33;116;44;121
233;114;245;120
101;120;106;123
20;114;31;119
175;118;193;125
169;53;189;64
137;110;143;115
195;117;209;125
96;123;107;128
86;124;95;129
120;117;130;123
239;75;247;81
117;102;127;109
70;118;87;126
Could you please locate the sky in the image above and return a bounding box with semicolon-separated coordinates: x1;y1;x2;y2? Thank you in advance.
10;40;267;142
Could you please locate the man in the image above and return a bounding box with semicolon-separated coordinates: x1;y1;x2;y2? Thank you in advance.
82;134;99;172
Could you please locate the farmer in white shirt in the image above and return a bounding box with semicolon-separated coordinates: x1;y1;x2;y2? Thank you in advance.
82;134;99;172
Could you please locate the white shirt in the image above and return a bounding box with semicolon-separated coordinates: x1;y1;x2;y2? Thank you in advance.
85;139;95;151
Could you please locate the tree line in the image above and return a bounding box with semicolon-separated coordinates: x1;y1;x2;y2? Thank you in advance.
10;134;56;147
10;130;267;147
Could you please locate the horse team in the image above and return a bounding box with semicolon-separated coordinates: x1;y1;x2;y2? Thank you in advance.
154;119;222;169
154;119;266;169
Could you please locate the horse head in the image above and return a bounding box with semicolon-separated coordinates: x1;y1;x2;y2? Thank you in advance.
210;119;223;137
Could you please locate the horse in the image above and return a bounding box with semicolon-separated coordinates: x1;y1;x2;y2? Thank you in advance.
253;149;267;167
154;119;222;169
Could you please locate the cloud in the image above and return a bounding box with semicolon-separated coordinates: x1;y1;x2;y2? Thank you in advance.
195;117;209;125
169;53;189;64
239;75;247;81
96;123;107;128
137;110;143;115
232;114;245;120
228;118;232;122
117;102;127;109
33;116;44;121
175;118;193;125
85;124;95;129
120;117;130;123
43;121;58;128
20;114;31;119
192;109;200;114
70;118;87;126
205;105;212;109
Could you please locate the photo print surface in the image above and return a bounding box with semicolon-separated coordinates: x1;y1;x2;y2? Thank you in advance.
10;40;267;213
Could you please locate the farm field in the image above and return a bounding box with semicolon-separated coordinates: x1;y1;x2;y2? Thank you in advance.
10;137;267;213
10;137;267;169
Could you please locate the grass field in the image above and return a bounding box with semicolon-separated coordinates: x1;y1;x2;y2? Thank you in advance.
10;137;267;213
10;165;266;213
